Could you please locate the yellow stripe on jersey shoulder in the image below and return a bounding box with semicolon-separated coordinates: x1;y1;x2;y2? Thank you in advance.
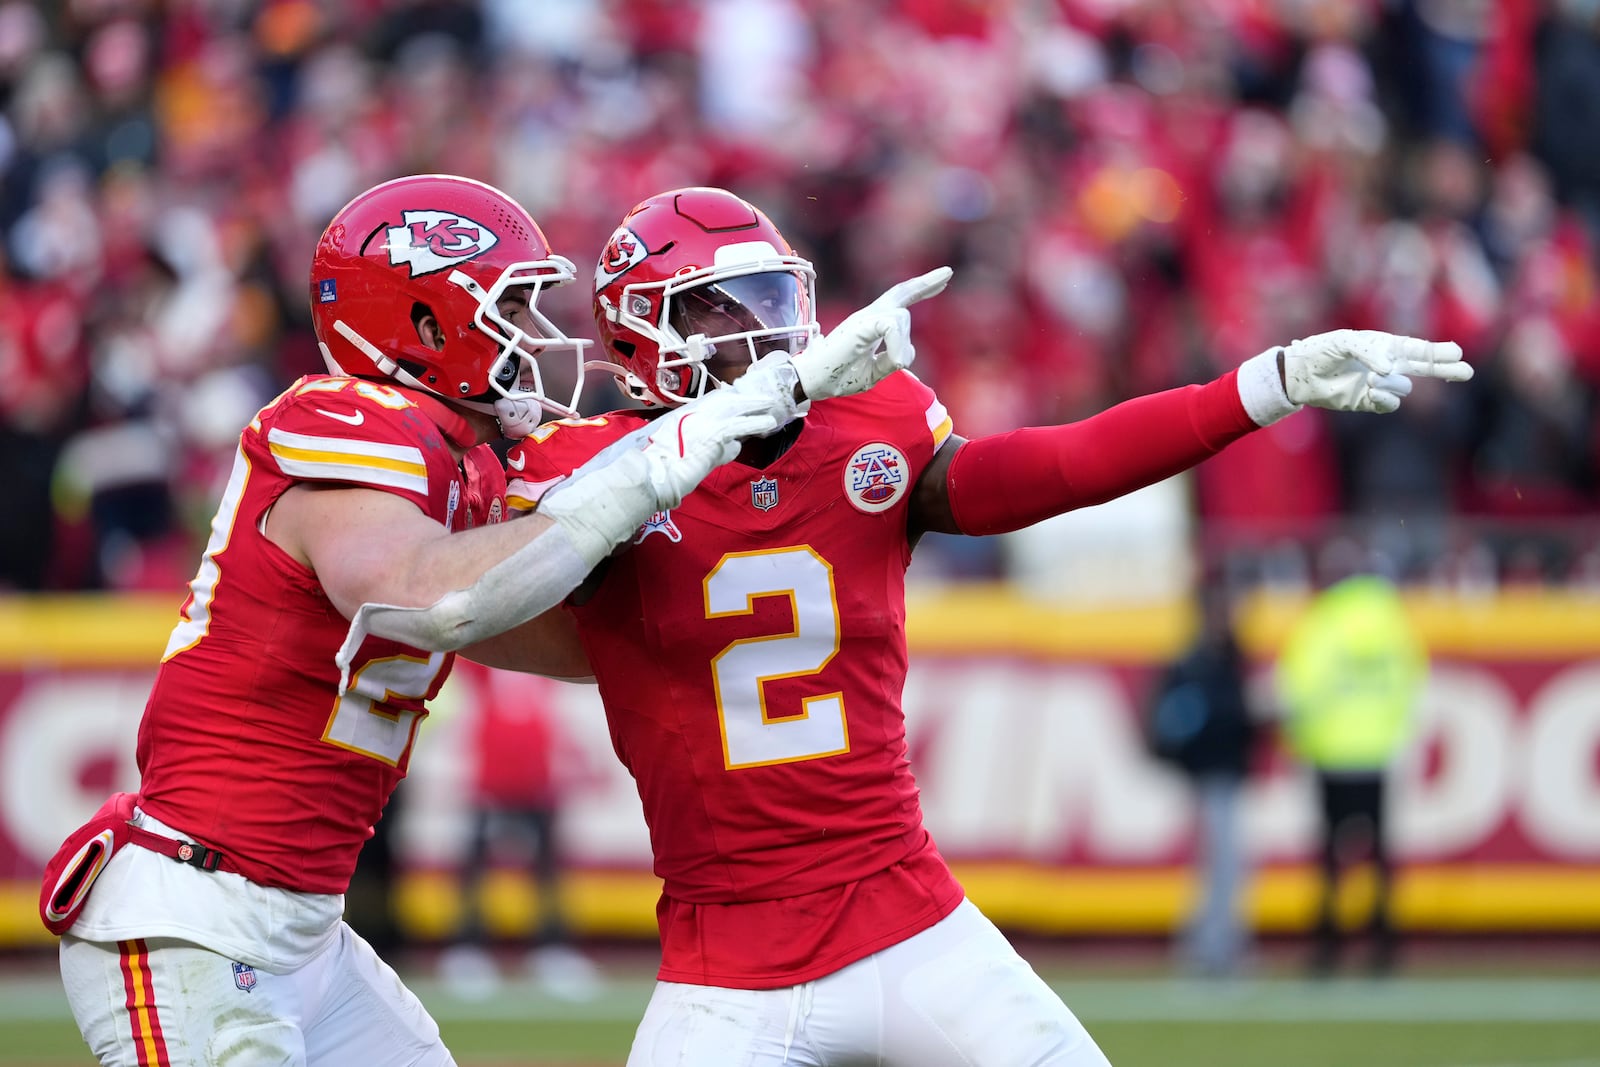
266;427;429;494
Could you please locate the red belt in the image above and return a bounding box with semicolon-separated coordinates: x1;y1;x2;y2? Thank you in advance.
126;824;239;875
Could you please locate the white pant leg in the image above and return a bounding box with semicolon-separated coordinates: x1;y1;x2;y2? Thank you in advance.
62;935;308;1066
301;924;454;1067
626;901;1111;1067
808;899;1113;1067
61;924;454;1067
627;981;822;1067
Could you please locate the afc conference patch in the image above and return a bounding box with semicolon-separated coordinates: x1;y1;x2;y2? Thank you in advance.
844;442;909;513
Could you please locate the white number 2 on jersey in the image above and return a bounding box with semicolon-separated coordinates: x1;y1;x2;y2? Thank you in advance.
323;653;445;766
705;547;847;769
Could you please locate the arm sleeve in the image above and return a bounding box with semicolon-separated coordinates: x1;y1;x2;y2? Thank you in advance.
945;371;1259;536
335;520;595;691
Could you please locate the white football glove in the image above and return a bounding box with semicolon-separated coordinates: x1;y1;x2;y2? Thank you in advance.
638;386;781;507
536;386;779;565
1237;329;1474;426
792;266;953;401
718;352;803;430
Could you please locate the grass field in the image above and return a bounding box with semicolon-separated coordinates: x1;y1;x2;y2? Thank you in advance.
3;943;1596;1066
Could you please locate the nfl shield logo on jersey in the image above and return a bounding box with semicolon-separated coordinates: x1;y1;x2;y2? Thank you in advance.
232;962;257;992
750;477;779;512
633;510;683;544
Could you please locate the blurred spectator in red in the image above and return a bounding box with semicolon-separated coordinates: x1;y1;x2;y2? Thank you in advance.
1;0;1597;591
438;661;603;1002
0;263;89;590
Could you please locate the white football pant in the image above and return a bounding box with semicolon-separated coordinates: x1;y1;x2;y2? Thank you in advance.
60;923;454;1067
627;898;1113;1066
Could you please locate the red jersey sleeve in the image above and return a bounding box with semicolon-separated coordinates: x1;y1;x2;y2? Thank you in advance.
249;376;462;519
504;412;650;513
945;371;1257;535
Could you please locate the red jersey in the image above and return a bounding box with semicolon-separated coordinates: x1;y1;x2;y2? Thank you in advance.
453;659;575;809
136;375;505;895
506;371;965;987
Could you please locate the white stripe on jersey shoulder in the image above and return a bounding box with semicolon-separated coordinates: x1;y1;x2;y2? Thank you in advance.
505;475;565;513
266;426;428;494
895;369;955;446
925;396;953;448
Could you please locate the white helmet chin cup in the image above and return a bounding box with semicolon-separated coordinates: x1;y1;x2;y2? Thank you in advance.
494;396;543;439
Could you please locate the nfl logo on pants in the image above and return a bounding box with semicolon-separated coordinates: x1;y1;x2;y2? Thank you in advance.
232;962;257;992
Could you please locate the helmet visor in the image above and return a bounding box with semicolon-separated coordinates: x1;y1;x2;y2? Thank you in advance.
668;271;814;372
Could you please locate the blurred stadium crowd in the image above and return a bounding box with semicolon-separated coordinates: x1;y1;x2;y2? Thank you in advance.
1;0;1598;595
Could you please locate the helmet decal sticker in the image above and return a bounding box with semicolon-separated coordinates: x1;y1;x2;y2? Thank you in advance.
595;227;649;290
385;210;499;277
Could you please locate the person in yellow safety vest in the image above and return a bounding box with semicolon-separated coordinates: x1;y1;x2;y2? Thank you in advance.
1276;573;1426;977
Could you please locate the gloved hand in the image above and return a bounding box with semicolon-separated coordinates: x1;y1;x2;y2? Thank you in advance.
719;352;803;430
1238;329;1474;425
638;384;782;508
792;266;953;401
536;386;778;565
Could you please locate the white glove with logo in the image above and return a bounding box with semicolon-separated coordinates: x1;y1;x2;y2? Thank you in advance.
637;386;781;507
705;267;953;429
537;386;779;565
1237;329;1474;426
719;353;803;429
792;266;953;401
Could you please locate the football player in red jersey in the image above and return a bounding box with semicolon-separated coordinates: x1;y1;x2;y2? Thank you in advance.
495;187;1476;1067
37;173;918;1067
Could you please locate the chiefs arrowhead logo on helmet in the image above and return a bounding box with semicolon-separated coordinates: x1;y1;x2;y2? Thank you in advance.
385;210;499;277
594;226;649;290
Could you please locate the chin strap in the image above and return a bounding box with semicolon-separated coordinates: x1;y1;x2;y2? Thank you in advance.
396;389;481;450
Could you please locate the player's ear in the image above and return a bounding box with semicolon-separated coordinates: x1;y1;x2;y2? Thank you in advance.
412;302;445;351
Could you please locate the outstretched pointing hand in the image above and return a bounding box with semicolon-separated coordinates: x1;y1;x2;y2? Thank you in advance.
532;384;781;568
1284;330;1471;414
794;266;954;402
1238;329;1473;425
1248;329;1471;419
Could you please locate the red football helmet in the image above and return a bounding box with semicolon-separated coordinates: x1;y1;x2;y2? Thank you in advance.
592;187;819;407
310;173;588;421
